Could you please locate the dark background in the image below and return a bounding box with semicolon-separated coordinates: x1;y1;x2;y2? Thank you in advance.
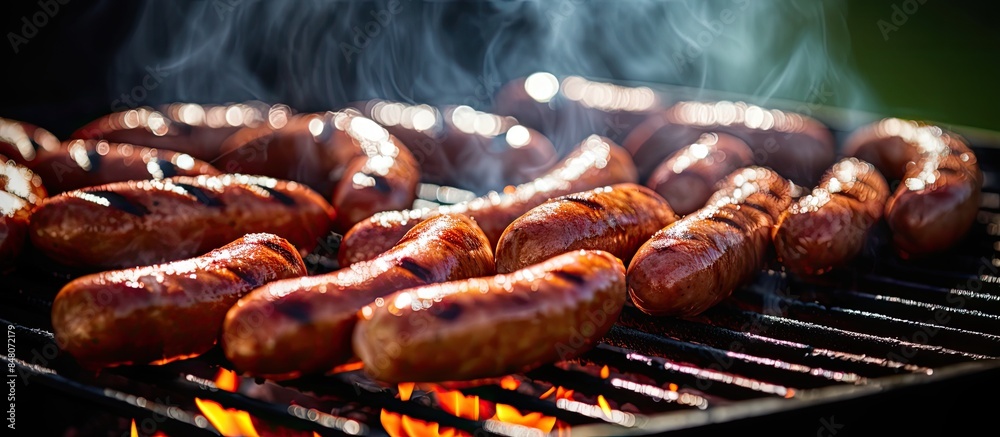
1;0;998;139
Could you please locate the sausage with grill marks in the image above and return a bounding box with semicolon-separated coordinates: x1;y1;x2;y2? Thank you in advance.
624;101;835;187
627;167;792;317
28;139;220;194
0;117;61;165
773;158;890;276
71;103;279;161
843;118;981;256
222;214;494;380
494;183;676;273
354;249;626;383
213;111;420;232
645;132;754;215
29;174;334;269
1;154;47;267
338;135;638;266
51;233;306;369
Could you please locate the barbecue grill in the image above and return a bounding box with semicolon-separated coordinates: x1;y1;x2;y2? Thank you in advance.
5;80;1000;436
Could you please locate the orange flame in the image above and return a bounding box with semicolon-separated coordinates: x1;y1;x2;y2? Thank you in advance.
130;419;138;437
668;383;679;392
540;386;575;401
432;387;483;421
398;382;415;401
600;365;610;379
494;404;557;433
215;368;239;392
380;409;460;437
500;376;521;390
194;398;260;437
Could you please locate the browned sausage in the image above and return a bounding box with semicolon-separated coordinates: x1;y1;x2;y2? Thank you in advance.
51;233;306;369
28;139;220;194
0;117;61;165
213;111;420;232
493;73;664;147
71;103;283;161
842;118;982;257
338;135;638;266
494;183;676;273
1;154;47;267
624;101;835;187
772;158;889;276
29;174;334;269
354;249;626;382
627;167;792;317
645;132;754;215
221;214;494;380
354;100;558;194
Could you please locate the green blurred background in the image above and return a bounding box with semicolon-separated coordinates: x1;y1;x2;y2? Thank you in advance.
823;1;999;131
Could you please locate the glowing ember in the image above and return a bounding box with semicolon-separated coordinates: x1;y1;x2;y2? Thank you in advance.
600;365;610;379
194;398;260;437
380;409;459;437
668;383;679;392
500;376;521;390
329;361;365;373
597;395;613;418
494;404;557;433
398;382;415;401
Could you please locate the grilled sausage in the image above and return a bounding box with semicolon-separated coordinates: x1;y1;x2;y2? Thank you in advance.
1;118;62;166
29;174;334;269
1;154;47;267
28;139;220;194
354;249;626;382
773;158;889;276
645;132;754;215
495;183;676;273
493;73;663;147
51;233;306;369
843;118;982;257
71;103;280;161
338;135;638;266
354;100;558;194
624;101;835;187
222;214;494;379
213;111;420;232
628;167;792;317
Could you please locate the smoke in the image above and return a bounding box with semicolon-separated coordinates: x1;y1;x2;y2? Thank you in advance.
111;0;872;116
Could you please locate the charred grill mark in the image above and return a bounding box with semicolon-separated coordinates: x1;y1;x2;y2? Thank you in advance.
275;299;312;323
563;196;605;212
88;191;150;216
229;266;261;288
705;214;745;231
742;201;772;216
261;240;300;267
552;269;586;285
429;301;463;321
153;159;179;178
371;175;391;193
398;257;433;283
174;183;223;207
258;185;296;206
86;149;102;173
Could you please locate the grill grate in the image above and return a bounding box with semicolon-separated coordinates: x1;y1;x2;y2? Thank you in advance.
5;145;1000;436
